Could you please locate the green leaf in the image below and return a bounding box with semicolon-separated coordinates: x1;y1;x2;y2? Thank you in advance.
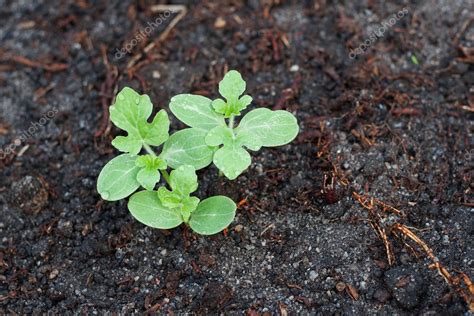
169;94;226;131
157;187;182;209
213;145;251;180
157;188;200;222
205;126;256;179
157;165;200;223
219;70;246;101
212;70;253;117
210;99;227;116
128;191;183;229
110;87;169;154
97;154;140;201
181;196;200;214
161;128;216;170
135;155;167;191
189;196;236;235
143;110;170;146
169;165;198;196
204;126;234;147
238;95;253;109
236;108;299;147
136;155;167;170
236;130;262;151
111;136;142;155
137;168;160;191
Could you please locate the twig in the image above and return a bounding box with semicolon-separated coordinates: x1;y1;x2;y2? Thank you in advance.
353;192;474;311
126;5;187;70
3;54;68;72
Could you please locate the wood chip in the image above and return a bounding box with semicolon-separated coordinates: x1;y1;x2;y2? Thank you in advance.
214;17;226;29
346;284;359;300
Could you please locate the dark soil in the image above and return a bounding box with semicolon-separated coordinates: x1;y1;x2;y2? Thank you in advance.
1;0;473;314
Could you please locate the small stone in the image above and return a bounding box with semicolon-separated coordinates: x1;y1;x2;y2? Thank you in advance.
49;269;59;280
235;43;247;53
442;235;450;245
214;17;226;29
335;282;346;292
234;224;244;233
309;271;317;281
290;64;299;72
10;175;49;214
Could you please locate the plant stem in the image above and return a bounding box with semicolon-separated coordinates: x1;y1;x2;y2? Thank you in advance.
143;143;156;156
228;115;235;129
143;143;171;186
217;115;235;178
161;169;171;184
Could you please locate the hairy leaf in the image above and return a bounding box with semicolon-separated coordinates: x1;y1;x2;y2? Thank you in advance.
189;196;236;235
161;128;216;170
136;168;159;191
204;126;234;147
205;126;259;179
135;155;167;191
157;186;200;222
213;145;251;180
97;154;140;201
157;187;182;209
169;94;225;131
110;87;169;154
157;165;200;223
219;70;246;100
136;155;167;169
128;191;183;229
235;130;263;151
169;165;198;196
236;108;299;147
212;70;253;117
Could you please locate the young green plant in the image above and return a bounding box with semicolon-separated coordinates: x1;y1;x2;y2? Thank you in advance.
169;70;299;179
97;70;299;235
97;87;236;235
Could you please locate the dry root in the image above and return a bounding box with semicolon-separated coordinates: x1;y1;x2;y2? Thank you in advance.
353;192;474;311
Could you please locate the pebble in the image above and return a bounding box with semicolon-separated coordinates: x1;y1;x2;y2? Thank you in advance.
235;43;247;53
48;269;59;280
234;224;243;233
290;64;299;72
309;271;317;281
10;175;49;214
214;17;226;29
335;282;346;291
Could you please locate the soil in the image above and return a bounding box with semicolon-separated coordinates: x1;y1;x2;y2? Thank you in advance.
1;0;473;314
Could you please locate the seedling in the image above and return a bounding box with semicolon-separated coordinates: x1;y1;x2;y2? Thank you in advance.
169;70;299;179
97;87;235;235
97;70;299;235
